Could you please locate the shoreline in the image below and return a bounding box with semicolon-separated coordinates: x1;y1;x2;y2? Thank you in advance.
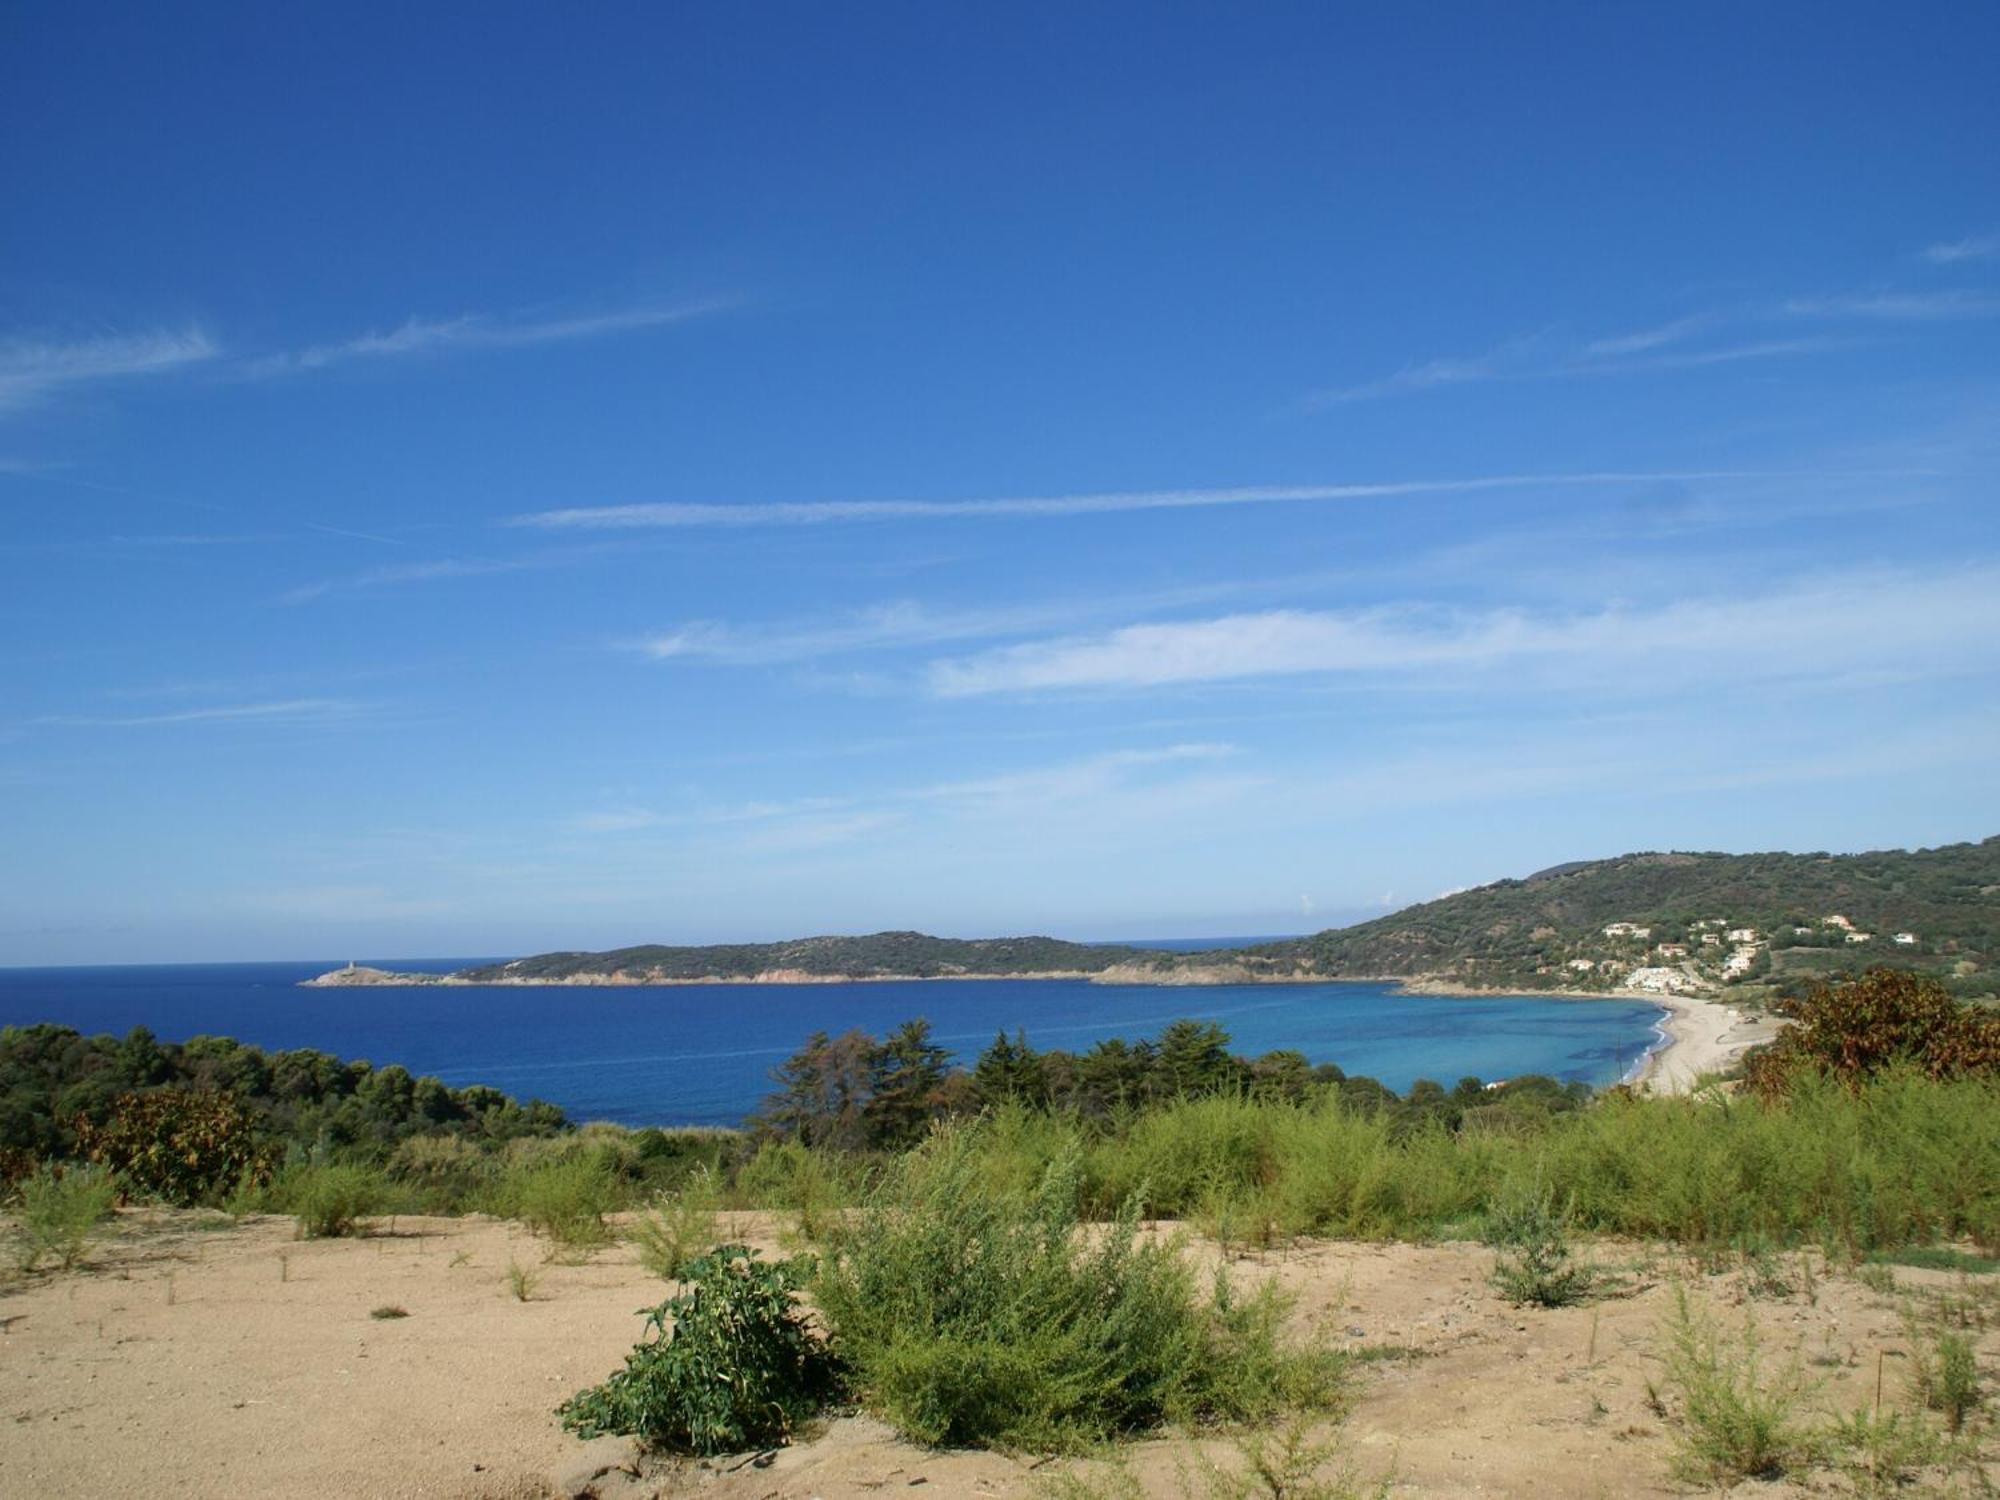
299;963;1772;1097
1624;989;1779;1095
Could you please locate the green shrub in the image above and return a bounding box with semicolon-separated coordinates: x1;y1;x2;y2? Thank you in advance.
1904;1305;1982;1434
733;1138;861;1244
1824;1407;1949;1498
813;1123;1344;1452
558;1244;837;1453
277;1161;393;1239
73;1088;273;1206
388;1132;498;1211
12;1163;119;1271
1483;1184;1595;1307
628;1166;721;1279
1659;1284;1817;1484
502;1152;619;1251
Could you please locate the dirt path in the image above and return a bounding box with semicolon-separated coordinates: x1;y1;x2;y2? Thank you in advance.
1;1211;1991;1497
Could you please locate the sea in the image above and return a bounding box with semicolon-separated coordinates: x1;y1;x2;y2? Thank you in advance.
0;953;1668;1129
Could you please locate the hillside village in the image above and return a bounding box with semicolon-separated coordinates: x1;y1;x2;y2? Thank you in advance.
1562;912;1926;997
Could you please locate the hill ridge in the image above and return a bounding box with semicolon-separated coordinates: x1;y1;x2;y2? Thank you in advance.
300;836;1999;998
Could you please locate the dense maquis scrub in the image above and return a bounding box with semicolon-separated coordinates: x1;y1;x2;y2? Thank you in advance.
0;1024;567;1168
3;972;1994;1253
755;1015;1591;1153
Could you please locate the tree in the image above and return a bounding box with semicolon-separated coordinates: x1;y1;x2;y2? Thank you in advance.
760;1030;875;1150
866;1019;952;1149
1154;1019;1236;1097
972;1030;1046;1108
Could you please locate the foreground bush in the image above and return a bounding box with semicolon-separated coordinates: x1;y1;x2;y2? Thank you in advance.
1483;1183;1596;1307
497;1151;620;1251
813;1123;1344;1451
11;1163;119;1271
559;1244;837;1453
270;1161;395;1238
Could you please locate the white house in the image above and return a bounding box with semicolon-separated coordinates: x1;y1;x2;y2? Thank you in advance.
1567;958;1597;971
1656;942;1689;958
1726;927;1758;943
1823;914;1855;931
1893;932;1918;946
1602;922;1652;939
1846;931;1873;944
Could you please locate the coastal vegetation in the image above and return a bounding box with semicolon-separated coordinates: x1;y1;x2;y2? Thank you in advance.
4;970;1997;1487
5;972;1995;1256
0;1023;568;1196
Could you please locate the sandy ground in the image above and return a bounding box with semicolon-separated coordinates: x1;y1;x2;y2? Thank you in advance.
3;1209;1993;1499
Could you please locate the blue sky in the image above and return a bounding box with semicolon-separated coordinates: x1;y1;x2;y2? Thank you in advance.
3;2;1998;964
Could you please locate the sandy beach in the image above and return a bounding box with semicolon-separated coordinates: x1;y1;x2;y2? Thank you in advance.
1394;976;1780;1095
1627;990;1781;1094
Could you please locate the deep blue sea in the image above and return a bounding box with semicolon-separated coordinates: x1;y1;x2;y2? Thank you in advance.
0;958;1668;1128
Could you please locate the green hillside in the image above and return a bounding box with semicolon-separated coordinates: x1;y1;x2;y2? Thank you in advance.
453;931;1187;983
393;838;2000;999
1261;836;2000;997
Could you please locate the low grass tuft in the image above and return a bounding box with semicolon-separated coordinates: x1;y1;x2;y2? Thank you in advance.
627;1166;721;1280
505;1257;542;1302
1483;1183;1596;1308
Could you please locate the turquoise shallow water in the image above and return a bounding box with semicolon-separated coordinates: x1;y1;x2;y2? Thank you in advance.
0;960;1666;1127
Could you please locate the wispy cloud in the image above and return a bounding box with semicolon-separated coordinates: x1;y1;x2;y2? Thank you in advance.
247;296;734;377
514;469;1798;532
636;583;1310;665
1782;290;2000;321
35;698;365;728
0;328;216;411
280;556;535;604
568;744;1245;852
925;564;2000;697
1581;314;1714;357
1606;336;1855;370
1315;259;2000;406
1305;349;1514;405
1921;232;2000;265
914;744;1240;813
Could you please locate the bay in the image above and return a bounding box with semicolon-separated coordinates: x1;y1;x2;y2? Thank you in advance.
0;959;1667;1127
